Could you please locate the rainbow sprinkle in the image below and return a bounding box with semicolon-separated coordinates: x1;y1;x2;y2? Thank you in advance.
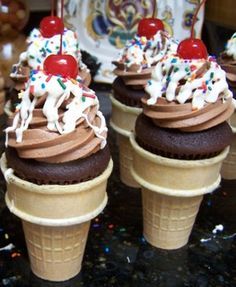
57;78;66;90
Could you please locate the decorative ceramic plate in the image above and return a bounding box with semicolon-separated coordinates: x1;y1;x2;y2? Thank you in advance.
59;0;204;83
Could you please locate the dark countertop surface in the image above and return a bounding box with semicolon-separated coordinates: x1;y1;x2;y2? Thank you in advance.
0;88;235;287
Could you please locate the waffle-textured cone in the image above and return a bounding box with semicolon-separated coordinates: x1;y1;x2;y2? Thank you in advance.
23;221;90;281
1;154;113;281
221;112;236;179
130;134;229;249
110;95;141;187
142;188;203;249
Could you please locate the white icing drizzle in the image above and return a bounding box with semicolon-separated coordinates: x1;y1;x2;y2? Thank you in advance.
225;32;236;60
5;70;107;147
145;55;233;110
10;28;88;78
116;31;178;71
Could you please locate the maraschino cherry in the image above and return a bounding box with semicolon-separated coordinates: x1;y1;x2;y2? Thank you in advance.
39;0;64;38
137;18;164;39
177;38;208;59
137;2;164;39
44;54;78;78
40;16;64;38
177;0;207;60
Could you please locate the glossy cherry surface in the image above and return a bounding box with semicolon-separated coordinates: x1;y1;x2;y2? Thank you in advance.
177;38;208;60
137;18;164;39
40;16;64;38
44;54;78;78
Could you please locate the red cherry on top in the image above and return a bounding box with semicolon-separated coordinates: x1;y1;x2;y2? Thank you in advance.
44;54;78;78
177;38;208;60
40;16;64;38
137;18;164;39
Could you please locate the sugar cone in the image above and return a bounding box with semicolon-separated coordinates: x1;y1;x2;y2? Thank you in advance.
117;133;140;187
130;134;229;249
110;94;141;187
221;112;236;179
22;221;90;281
142;189;203;249
1;154;113;281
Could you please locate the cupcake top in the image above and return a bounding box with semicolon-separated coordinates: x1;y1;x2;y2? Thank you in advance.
6;69;107;163
218;32;236;92
10;28;91;85
113;30;178;86
143;53;235;132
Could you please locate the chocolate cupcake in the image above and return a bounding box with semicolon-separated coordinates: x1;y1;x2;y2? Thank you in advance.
5;69;110;184
218;32;236;179
136;113;233;160
136;54;234;159
112;76;146;108
130;50;235;250
2;65;113;281
110;24;178;187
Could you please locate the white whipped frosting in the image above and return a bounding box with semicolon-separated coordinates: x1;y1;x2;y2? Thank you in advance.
116;30;178;72
145;55;233;110
225;32;236;60
6;70;107;146
11;28;87;77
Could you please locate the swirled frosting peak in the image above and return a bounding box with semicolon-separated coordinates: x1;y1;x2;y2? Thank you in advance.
113;30;178;86
10;28;91;86
5;70;107;163
143;54;235;132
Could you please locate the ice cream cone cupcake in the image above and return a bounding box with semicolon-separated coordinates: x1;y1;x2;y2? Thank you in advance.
110;17;178;187
218;32;236;179
1;50;112;280
130;22;234;249
1;153;112;281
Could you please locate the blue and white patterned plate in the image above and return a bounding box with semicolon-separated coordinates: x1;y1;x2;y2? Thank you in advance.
59;0;204;83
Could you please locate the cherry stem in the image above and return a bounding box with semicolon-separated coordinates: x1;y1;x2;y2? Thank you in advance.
51;0;54;16
190;0;207;38
152;0;156;18
59;0;64;55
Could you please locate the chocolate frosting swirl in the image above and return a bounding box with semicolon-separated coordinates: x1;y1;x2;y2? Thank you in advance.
6;70;107;163
143;54;235;132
